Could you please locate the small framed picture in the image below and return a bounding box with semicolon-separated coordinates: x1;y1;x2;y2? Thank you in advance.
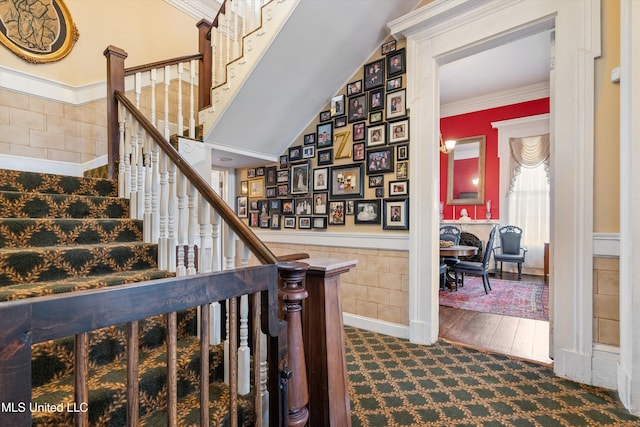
383;198;409;230
367;147;394;175
354;199;381;225
369;111;383;124
381;39;396;55
277;183;289;197
266;186;277;198
317;122;333;148
237;196;248;218
265;166;277;186
369;88;384;112
240;180;248;195
353;122;366;141
290;161;310;195
249;211;259;227
335;116;347;128
397;144;409;161
396;161;409;179
299;216;312;229
302;145;315;159
313;167;329;191
348;94;367;123
247;168;256;178
250;200;259;211
279;155;288;169
368;174;384;188
295;198;313;215
328;201;345;225
312;216;327;229
319;110;331;122
387;76;402;91
313;192;328;215
260;216;270;228
387;48;406;77
375;188;385;198
364;58;385;91
304;133;316;145
346;200;355;215
277;169;289;183
386;89;406;120
352;142;365;162
347;80;362;96
388;118;409;144
330;163;365;199
317;149;333;166
269;199;281;213
283;216;296;229
331;94;345;117
389;180;409;197
289;145;302;161
366;124;386;147
256;167;265;176
281;199;294;215
270;213;281;229
248;177;265;198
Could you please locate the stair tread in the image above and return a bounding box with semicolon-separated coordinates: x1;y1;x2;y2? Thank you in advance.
0;190;129;219
0;169;117;197
0;240;156;253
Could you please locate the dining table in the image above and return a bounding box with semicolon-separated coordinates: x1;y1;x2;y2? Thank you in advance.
439;244;478;290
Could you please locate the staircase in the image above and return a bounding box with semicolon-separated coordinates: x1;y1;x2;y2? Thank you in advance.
0;169;254;426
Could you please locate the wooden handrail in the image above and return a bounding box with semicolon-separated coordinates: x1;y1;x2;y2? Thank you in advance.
114;90;278;266
124;53;203;76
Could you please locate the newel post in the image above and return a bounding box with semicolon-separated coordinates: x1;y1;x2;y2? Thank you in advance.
103;45;128;179
197;20;212;109
277;262;309;427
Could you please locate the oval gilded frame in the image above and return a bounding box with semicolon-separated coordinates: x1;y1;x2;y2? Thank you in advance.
0;0;79;64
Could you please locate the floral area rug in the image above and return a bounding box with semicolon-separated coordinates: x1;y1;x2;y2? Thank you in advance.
439;276;549;320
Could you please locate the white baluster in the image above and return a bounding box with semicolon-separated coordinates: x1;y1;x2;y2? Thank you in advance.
177;63;184;137
176;172;187;277
224;299;230;384
233;0;239;60
210;210;222;273
225;0;231;72
123;111;131;200
240;241;251;268
167;162;177;272
260;331;269;426
136;127;145;220
129;118;139;219
187;183;198;275
117;102;126;198
150;68;157;128
158;152;168;270
223;224;236;270
189;60;196;139
164;65;171;139
238;294;250;395
143;133;153;243
199;196;212;273
217;25;224;86
150;141;160;242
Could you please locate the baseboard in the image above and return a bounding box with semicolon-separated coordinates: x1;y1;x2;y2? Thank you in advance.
0;154;107;176
592;343;619;389
343;313;409;340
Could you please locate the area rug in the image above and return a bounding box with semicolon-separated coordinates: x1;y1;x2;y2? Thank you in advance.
439;276;549;320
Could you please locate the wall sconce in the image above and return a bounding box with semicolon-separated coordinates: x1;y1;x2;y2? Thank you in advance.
440;134;456;154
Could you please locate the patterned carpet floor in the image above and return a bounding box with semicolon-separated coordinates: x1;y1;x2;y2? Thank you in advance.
345;326;639;426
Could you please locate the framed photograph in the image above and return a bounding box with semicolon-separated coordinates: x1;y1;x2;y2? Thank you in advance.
247;168;256;178
387;76;402;91
354;199;381;225
388;118;409;144
249;211;259;227
304;133;316;145
240;180;248;195
319;110;331;122
299;216;312;229
386;89;406;120
237;196;248;218
295;198;313;215
248;177;265;198
279;155;288;169
289;145;302;161
352;142;365;162
312;216;327;229
250;200;259;211
302;145;315;159
369;88;384;112
258;200;269;216
334;116;347;128
381;39;397;55
283;216;296;229
396;161;409;179
389;180;409;197
266;186;277;198
366;124;386;148
347;80;362;96
269;199;281;213
346;200;355;215
353;122;366;141
259;216;270;228
329;201;346;225
281;199;294;215
277;183;289;197
375;187;385;198
317;149;333;166
256;167;265;176
331;94;345;117
313;167;329;191
369;111;383;124
383;198;409;230
313;192;328;215
317;122;333;148
364;58;385;90
397;144;409;161
290;162;310;195
367;147;394;174
348;94;367;123
265;166;277;185
270;213;281;229
330;163;365;199
368;174;384;188
387;48;406;77
277;169;289;183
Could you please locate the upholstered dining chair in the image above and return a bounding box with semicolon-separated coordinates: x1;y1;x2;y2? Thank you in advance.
492;225;528;279
440;225;461;269
453;225;497;294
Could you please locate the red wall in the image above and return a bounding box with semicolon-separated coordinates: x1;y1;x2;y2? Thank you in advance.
440;98;549;220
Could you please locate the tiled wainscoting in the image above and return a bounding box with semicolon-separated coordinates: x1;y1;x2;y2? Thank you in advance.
593;257;620;346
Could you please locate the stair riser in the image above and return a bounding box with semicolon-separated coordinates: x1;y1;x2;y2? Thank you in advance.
0;191;129;219
0;169;117;197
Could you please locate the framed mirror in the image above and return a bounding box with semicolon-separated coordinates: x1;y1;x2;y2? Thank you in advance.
446;135;486;205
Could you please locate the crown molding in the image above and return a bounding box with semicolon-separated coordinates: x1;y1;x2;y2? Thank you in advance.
163;0;220;21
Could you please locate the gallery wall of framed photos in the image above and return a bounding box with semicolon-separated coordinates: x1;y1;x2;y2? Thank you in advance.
237;38;410;233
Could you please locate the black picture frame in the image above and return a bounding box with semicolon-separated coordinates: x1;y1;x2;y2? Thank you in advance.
281;199;294;215
386;88;407;120
313;167;329;191
331;94;345;117
397;144;409;161
247;168;256;178
312;216;327;229
383;198;409;230
347;80;362;96
330;163;365;200
396;161;409;179
352;142;365;161
298;216;312;229
366;124;386;148
317;149;333;166
366;147;394;174
237;196;248;218
256;167;265;176
364;58;385;90
328;201;346;225
388;118;409;144
369;87;384;112
277;183;289;197
302;145;315;159
290;161;310;195
354;199;381;225
283;216;296;229
368;174;384;188
249;211;259;227
289;145;302;161
313;192;328;215
269;199;281;213
240;180;248;195
317;122;333;148
319;110;331;122
334;116;347;128
353;122;366;141
375;188;385;198
389;180;409;197
348;94;367;123
279;155;288;169
304;133;316;145
270;213;281;229
295;198;313;215
265;166;277;185
369;111;383;124
277;169;289;183
387;48;406;77
387;76;402;91
266;186;277;198
381;39;396;55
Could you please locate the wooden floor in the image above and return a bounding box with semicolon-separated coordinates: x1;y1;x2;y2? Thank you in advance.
439;272;553;365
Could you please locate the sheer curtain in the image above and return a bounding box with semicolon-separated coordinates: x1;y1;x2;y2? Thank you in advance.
505;134;550;275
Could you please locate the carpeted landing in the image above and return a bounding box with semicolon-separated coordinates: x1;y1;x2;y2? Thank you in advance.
345;326;639;426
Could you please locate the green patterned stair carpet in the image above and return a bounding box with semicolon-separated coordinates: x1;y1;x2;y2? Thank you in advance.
0;169;252;426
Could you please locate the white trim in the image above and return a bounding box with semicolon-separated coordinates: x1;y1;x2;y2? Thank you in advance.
592;344;619;390
255;230;410;251
593;233;620;258
343;313;409;340
0;154;107;177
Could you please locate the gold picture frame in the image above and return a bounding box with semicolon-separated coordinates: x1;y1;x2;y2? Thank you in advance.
0;0;79;63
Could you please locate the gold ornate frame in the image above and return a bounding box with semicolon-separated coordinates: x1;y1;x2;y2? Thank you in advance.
0;0;79;63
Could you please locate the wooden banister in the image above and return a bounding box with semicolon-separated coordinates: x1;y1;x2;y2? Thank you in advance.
124;53;203;76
